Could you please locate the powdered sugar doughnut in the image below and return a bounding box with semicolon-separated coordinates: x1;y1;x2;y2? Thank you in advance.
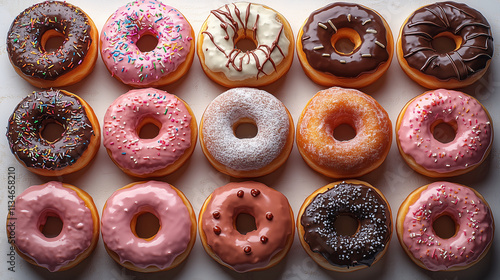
199;88;294;177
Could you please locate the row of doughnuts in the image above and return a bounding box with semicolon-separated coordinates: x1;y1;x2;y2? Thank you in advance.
8;179;494;273
6;1;494;89
6;86;493;179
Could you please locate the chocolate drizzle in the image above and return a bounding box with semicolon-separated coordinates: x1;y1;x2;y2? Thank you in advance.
301;3;390;77
202;3;286;78
401;2;493;81
301;182;391;268
6;1;93;80
6;89;95;171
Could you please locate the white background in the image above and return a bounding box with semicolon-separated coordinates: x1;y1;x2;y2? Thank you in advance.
1;0;499;279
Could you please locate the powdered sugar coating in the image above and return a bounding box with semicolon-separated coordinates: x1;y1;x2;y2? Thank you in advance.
201;88;290;171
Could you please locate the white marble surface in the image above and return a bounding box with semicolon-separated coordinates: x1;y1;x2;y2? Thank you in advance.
0;0;499;279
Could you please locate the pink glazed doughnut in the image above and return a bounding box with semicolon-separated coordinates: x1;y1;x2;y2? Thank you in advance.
396;89;493;177
101;181;196;272
7;181;99;272
100;0;195;87
103;88;197;177
397;182;494;271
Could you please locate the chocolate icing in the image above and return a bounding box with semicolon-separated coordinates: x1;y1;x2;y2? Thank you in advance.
6;1;93;80
401;2;493;81
300;182;391;268
6;89;95;171
301;3;390;77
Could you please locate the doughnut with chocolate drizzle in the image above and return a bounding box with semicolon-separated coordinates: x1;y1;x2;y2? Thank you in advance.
6;1;98;88
297;3;393;88
397;2;493;89
197;2;294;87
298;180;392;272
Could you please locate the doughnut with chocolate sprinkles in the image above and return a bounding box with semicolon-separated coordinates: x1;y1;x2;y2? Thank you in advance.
298;180;392;272
397;2;494;89
6;1;98;88
6;89;100;176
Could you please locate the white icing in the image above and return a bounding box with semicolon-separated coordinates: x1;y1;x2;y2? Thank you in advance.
201;2;290;81
202;88;290;171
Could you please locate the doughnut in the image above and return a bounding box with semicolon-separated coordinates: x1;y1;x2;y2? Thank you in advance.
197;2;294;87
296;87;392;178
6;181;99;272
6;1;98;88
397;182;494;271
199;181;294;272
103;88;197;178
100;0;195;87
101;181;196;272
396;89;493;177
297;180;392;272
6;89;101;177
297;3;394;88
199;88;294;178
397;2;494;89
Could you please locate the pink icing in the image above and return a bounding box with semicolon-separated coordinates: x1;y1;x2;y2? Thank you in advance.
401;182;494;271
200;181;294;272
100;0;193;86
101;181;193;270
398;89;493;174
103;88;193;176
11;181;95;272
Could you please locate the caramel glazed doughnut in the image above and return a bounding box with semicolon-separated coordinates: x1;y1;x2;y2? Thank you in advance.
6;89;101;176
7;181;99;272
296;87;392;178
297;2;394;88
197;2;294;87
298;180;392;272
397;2;494;89
6;1;98;88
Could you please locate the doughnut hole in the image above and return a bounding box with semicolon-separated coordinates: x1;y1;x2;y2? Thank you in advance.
331;28;362;55
39;211;63;238
136;31;159;52
325;112;358;142
131;210;161;240
234;29;258;52
431;120;457;144
334;214;360;236
40;120;65;143
431;31;462;54
233;118;258;139
41;29;65;53
333;124;357;141
432;214;458;239
137;118;162;139
235;213;257;235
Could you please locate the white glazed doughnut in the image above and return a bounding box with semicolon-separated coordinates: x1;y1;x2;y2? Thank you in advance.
199;88;294;177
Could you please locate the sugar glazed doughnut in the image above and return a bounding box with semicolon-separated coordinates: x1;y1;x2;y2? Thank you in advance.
296;87;392;178
397;182;494;271
199;88;294;178
197;2;294;87
100;0;195;87
396;89;493;177
6;1;98;88
199;181;294;272
297;180;392;272
6;181;99;272
297;3;393;88
397;2;494;89
103;88;197;177
101;181;196;272
6;89;101;177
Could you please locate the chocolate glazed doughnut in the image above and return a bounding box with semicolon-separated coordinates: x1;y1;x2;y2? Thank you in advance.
298;180;392;272
6;1;98;88
297;3;393;88
397;2;493;89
